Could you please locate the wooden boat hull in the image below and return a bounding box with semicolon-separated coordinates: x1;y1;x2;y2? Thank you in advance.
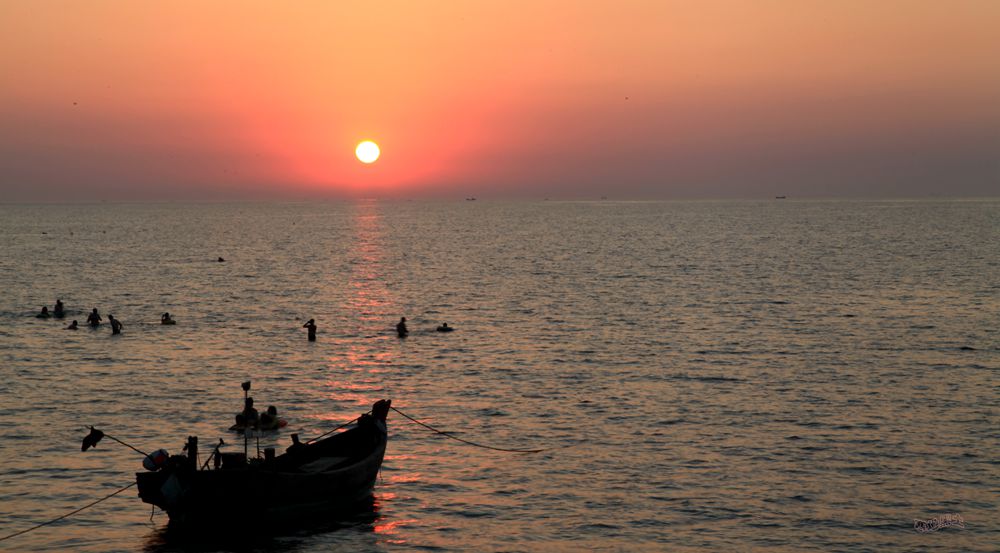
137;403;388;528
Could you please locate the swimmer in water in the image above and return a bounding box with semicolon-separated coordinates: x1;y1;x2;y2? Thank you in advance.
36;306;50;318
436;322;454;332
303;319;317;341
87;308;102;327
108;314;123;335
396;317;408;338
260;405;279;429
54;299;65;318
161;312;175;325
235;397;259;429
66;320;78;330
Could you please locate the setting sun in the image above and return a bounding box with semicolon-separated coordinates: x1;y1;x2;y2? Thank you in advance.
355;141;380;164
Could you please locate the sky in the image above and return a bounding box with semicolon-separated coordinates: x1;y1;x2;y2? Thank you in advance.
1;1;998;201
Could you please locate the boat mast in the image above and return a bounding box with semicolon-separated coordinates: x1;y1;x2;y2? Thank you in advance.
242;381;251;460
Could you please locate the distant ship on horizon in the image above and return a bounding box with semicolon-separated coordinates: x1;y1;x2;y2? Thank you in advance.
775;195;787;199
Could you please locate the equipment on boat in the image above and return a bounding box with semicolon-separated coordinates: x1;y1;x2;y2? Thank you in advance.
142;449;170;471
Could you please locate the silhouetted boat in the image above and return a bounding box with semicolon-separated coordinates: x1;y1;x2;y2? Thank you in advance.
775;195;787;199
136;400;390;528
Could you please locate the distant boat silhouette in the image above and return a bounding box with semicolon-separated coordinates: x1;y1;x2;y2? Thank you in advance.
775;196;787;199
466;197;476;201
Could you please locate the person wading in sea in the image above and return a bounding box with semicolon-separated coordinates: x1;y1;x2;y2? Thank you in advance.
303;319;317;341
108;314;123;335
396;317;408;338
87;308;102;327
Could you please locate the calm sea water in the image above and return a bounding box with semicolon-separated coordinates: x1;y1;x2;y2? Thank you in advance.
0;200;997;552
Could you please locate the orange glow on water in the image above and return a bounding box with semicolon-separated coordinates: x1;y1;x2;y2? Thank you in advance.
317;201;395;415
346;201;393;324
337;200;397;380
386;473;423;484
321;379;385;409
374;518;417;535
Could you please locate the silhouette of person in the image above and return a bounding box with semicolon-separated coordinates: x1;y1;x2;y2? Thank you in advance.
36;306;51;318
235;397;259;429
87;308;102;327
260;405;279;429
108;315;123;335
436;322;453;332
161;312;175;325
66;320;78;330
286;433;305;455
303;319;317;341
54;299;65;318
396;317;408;338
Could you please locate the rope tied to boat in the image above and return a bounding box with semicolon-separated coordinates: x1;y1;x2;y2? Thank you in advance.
81;426;149;458
305;416;361;444
0;481;136;543
390;406;549;453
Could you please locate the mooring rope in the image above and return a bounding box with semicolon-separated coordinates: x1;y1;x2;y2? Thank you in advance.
101;434;149;458
82;427;149;458
0;481;137;543
305;416;361;444
390;406;547;453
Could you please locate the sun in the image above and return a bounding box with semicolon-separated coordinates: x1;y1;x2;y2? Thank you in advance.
355;140;380;164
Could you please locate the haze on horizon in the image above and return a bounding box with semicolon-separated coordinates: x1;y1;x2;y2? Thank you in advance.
1;1;998;202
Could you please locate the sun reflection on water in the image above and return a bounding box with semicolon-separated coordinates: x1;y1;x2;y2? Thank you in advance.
322;200;397;411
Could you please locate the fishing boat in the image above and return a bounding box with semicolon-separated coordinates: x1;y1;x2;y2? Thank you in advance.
135;399;390;528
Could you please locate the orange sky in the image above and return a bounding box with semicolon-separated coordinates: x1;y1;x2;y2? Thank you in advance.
1;1;998;200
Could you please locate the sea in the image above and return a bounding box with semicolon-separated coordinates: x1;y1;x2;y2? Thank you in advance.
0;199;996;552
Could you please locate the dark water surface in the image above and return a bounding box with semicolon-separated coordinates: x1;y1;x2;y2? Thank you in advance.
1;200;997;552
